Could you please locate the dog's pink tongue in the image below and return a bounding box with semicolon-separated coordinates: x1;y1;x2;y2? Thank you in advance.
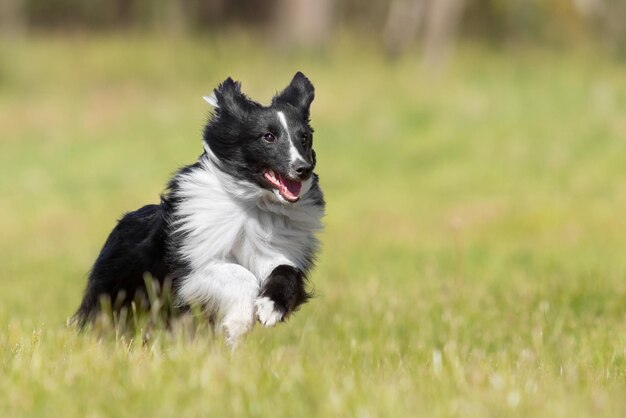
279;174;302;196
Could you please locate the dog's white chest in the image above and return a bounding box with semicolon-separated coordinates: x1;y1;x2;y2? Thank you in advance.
233;206;318;281
173;162;322;283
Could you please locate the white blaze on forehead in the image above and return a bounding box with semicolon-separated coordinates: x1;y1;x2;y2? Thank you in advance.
277;111;305;164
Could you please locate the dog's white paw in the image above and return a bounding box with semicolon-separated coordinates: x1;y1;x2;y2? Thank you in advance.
255;297;284;327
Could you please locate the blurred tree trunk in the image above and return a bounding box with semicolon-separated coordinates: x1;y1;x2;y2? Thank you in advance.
383;0;427;57
422;0;466;69
163;0;188;34
573;0;626;56
194;0;227;28
596;0;626;56
0;0;25;37
114;0;134;28
384;0;466;69
272;0;334;48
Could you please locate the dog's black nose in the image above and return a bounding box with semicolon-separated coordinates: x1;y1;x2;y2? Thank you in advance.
294;162;313;179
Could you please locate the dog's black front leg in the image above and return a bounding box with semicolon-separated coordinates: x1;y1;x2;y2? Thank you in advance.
255;265;312;327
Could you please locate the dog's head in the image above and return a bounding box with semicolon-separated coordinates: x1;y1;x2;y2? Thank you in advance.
203;72;316;203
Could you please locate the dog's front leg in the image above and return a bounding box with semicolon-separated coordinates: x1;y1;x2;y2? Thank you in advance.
177;261;259;348
256;265;311;327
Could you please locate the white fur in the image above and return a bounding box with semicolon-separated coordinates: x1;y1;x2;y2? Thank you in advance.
178;261;257;348
173;144;323;346
203;91;219;107
277;111;305;164
255;296;283;327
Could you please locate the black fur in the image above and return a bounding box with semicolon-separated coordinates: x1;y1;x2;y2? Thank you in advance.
74;204;169;326
259;265;312;319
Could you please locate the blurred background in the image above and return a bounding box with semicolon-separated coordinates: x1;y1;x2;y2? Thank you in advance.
1;1;626;417
1;0;626;335
2;0;626;59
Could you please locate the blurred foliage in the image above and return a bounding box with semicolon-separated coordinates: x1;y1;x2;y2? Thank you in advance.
0;0;624;53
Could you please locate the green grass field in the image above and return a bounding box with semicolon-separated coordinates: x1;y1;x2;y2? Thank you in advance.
1;35;625;417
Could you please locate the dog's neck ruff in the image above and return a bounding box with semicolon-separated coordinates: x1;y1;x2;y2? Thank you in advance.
171;143;323;282
201;142;264;203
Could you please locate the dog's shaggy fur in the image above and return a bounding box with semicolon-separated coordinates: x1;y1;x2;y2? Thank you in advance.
74;72;324;347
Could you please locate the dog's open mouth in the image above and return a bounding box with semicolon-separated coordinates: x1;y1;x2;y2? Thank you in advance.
263;169;302;202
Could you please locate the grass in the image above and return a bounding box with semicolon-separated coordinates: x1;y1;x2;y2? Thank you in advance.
1;34;626;417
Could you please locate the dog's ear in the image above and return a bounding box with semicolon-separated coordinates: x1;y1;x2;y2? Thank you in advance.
272;72;315;117
205;77;249;117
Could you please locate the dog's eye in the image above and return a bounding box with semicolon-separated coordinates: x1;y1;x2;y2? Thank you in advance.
262;133;275;143
301;133;309;145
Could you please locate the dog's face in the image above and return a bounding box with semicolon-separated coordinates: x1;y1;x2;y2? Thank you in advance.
203;72;316;203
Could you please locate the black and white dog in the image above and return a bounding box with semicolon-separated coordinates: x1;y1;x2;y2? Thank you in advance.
74;72;324;347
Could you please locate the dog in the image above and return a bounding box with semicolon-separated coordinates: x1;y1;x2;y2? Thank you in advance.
74;72;325;347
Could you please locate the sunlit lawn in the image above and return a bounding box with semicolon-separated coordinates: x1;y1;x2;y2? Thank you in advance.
1;34;625;417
